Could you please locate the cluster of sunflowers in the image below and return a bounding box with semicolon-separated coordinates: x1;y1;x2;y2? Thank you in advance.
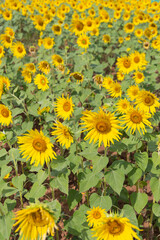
0;0;160;239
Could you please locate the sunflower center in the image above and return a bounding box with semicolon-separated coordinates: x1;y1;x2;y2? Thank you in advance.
6;36;11;43
137;73;142;79
63;129;71;138
1;108;9;118
40;77;46;85
30;209;49;227
82;39;87;44
96;120;111;133
73;73;82;80
63;102;71;112
77;22;84;31
57;57;62;63
123;59;131;68
127;23;133;29
0;48;2;53
143;95;154;106
38;20;44;26
114;86;121;93
17;47;23;53
122;103;127;109
32;138;47;152
130;112;142;123
55;26;60;31
93;211;101;219
134;56;140;63
108;220;124;235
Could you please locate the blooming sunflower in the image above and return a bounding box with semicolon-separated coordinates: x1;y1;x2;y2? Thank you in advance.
0;75;10;90
134;29;143;38
133;71;144;84
0;104;12;126
77;34;90;49
38;61;50;74
103;34;111;43
124;22;134;33
43;37;55;49
5;27;15;39
121;106;152;135
70;72;84;83
117;71;125;81
135;90;160;115
0;34;12;48
2;10;12;21
102;76;114;90
71;20;86;35
116;56;133;74
86;207;107;227
13;202;58;240
51;121;73;149
108;81;122;98
18;129;56;166
0;45;5;58
80;108;122;147
52;54;64;66
33;15;46;31
34;74;49;91
55;94;74;120
25;63;36;73
22;69;32;83
129;51;148;71
11;42;26;58
116;98;131;114
127;85;140;101
92;213;141;240
52;24;62;35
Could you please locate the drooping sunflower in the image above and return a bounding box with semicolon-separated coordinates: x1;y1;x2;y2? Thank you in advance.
116;98;131;114
70;72;84;83
55;94;74;120
116;56;133;74
0;45;5;58
25;63;36;73
0;34;13;48
0;104;12;126
86;207;107;227
121;106;152;135
129;51;148;71
127;85;140;101
135;90;160;115
13;202;58;240
93;75;103;88
0;75;10;90
18;129;56;166
133;71;144;84
77;34;91;49
34;74;49;91
38;61;50;74
22;69;32;83
92;213;141;240
108;81;122;98
52;54;64;66
11;42;26;58
80;108;122;147
43;37;55;49
51;121;73;149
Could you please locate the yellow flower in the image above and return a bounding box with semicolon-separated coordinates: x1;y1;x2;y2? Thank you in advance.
121;106;152;135
134;29;143;38
127;85;140;101
135;90;160;115
0;75;10;90
93;75;103;88
80;108;122;147
116;56;133;74
52;54;64;66
108;81;122;98
2;10;12;20
86;206;107;227
129;51;148;71
25;63;36;73
118;37;123;44
18;129;56;166
116;98;131;114
52;24;62;35
38;61;50;75
103;34;111;43
5;27;15;39
124;22;134;33
55;94;74;120
21;69;32;83
71;20;85;35
37;106;50;115
33;15;46;31
92;213;141;240
70;72;84;83
133;71;145;84
11;42;26;58
0;45;5;58
0;104;12;126
13;202;58;240
52;121;73;149
77;34;91;49
0;34;12;48
34;74;49;91
0;131;5;141
117;71;125;81
102;76;114;90
43;37;55;49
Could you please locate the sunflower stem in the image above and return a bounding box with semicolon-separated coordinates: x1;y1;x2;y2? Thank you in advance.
56;229;59;240
86;191;89;207
19;191;23;208
48;163;55;200
104;147;108;196
149;198;155;228
0;206;4;216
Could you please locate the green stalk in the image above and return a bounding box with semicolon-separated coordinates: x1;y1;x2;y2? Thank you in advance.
104;147;108;196
56;229;59;240
0;206;4;216
48;162;54;200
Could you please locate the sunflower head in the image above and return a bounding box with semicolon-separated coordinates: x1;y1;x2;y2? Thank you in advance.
55;94;74;120
70;72;84;83
86;206;107;227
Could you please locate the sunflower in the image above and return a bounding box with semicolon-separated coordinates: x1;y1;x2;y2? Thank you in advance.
121;106;152;135
133;71;144;84
70;72;84;83
52;121;73;149
108;81;122;98
25;63;36;73
77;34;90;49
143;41;150;50
11;42;26;58
85;17;95;31
0;46;5;58
2;10;12;20
129;51;148;71
117;71;125;81
38;61;50;74
18;129;56;166
118;37;123;44
33;15;46;31
55;94;74;120
92;213;141;240
134;29;143;38
135;90;160;115
34;74;49;91
80;108;122;147
52;24;62;35
0;104;12;126
38;106;50;115
116;56;133;74
103;34;111;43
124;22;134;33
102;76;114;90
22;69;32;83
86;207;107;227
13;202;58;240
116;98;131;114
0;34;13;48
52;54;64;66
93;75;103;88
43;37;55;49
127;85;140;101
5;27;15;39
71;19;85;35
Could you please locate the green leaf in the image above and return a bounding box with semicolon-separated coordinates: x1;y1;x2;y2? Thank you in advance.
122;204;138;226
128;168;142;185
152;152;160;167
150;177;160;202
105;169;125;195
47;200;61;221
0;211;14;240
152;203;160;217
89;193;112;211
24;182;46;201
28;104;39;116
92;156;108;173
12;174;26;191
0;166;12;178
0;149;7;158
79;172;102;193
67;190;82;210
50;174;68;195
110;160;133;175
79;144;98;161
134;152;148;172
130;192;148;214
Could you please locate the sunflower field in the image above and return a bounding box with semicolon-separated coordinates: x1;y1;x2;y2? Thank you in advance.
0;0;160;239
